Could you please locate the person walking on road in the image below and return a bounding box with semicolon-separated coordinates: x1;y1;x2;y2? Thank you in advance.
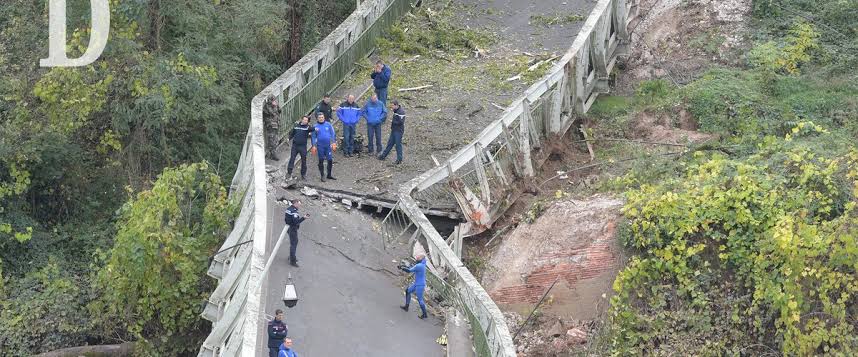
278;338;299;357
286;116;314;180
314;94;333;122
336;94;361;157
370;59;392;105
312;112;337;182
267;309;289;357
360;93;387;155
400;254;429;319
378;100;406;165
285;200;309;267
263;95;282;161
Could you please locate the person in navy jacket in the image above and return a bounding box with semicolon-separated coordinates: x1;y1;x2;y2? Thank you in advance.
336;94;361;157
286;115;314;180
267;309;288;357
400;254;429;319
370;59;392;104
360;94;387;155
284;200;309;267
378;100;405;164
312;112;337;182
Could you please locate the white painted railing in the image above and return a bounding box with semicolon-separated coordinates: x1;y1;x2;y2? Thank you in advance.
380;1;639;356
198;0;417;355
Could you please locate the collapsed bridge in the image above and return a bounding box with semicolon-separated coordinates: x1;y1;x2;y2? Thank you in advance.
198;0;639;355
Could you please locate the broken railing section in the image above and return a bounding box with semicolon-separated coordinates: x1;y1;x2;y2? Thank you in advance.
198;0;419;356
380;1;639;356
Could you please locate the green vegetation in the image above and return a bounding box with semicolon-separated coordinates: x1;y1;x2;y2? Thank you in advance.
529;13;585;27
584;0;858;355
0;0;354;355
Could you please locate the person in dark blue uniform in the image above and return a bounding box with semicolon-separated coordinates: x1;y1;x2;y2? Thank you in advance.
267;309;289;357
378;100;405;165
400;254;429;319
312;112;337;182
286;116;314;180
284;199;309;267
370;60;392;105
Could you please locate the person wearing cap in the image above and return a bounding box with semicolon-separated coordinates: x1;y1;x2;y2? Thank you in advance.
378;100;405;165
263;95;281;160
336;94;361;157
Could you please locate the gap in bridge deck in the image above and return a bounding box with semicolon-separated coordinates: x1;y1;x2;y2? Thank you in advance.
266;0;598;204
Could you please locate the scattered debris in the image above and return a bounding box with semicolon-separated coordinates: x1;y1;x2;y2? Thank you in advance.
490;102;506;111
398;84;434;92
300;186;319;198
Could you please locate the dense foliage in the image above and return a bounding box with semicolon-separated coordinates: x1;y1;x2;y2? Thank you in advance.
0;0;354;354
611;131;858;354
600;0;858;355
93;163;233;355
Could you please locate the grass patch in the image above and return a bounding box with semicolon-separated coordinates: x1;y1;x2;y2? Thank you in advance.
377;6;496;58
529;13;585;27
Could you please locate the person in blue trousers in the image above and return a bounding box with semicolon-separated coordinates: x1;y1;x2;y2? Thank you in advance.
378;100;405;164
370;59;392;104
360;93;387;155
336;94;361;157
400;254;429;319
278;338;298;357
312;112;337;182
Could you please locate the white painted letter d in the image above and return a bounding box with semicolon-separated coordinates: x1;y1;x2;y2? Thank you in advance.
40;0;110;67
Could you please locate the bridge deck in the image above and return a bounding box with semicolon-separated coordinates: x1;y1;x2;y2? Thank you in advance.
269;0;597;203
262;188;442;356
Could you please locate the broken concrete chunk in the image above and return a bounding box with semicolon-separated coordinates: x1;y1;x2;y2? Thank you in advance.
300;186;319;197
341;199;352;206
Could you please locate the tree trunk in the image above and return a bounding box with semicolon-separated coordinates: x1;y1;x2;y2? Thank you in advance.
35;342;136;357
146;0;162;51
287;4;304;66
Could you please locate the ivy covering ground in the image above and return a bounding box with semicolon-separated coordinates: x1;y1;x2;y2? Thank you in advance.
592;0;858;355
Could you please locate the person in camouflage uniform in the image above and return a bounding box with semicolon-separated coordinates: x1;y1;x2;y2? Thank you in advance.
264;95;282;160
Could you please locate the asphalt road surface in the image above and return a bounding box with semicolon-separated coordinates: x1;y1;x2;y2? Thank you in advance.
261;192;442;356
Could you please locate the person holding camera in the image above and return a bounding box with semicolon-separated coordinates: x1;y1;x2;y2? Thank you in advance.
399;254;429;319
284;199;310;267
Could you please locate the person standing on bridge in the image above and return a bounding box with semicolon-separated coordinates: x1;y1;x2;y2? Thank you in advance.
312;112;337;182
267;309;289;357
285;199;310;267
400;254;429;319
263;95;282;161
314;93;333;122
286;115;314;180
278;338;299;357
370;59;392;105
361;93;387;155
336;94;361;157
378;100;405;165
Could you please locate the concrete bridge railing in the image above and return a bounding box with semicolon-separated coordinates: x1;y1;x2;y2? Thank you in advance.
380;0;640;356
198;0;418;355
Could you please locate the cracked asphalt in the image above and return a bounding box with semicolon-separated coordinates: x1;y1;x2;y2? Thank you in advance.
260;189;442;356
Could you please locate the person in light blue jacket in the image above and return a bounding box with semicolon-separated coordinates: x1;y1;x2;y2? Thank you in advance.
360;94;387;155
312;112;337;182
400;254;429;319
336;94;361;157
278;338;298;357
